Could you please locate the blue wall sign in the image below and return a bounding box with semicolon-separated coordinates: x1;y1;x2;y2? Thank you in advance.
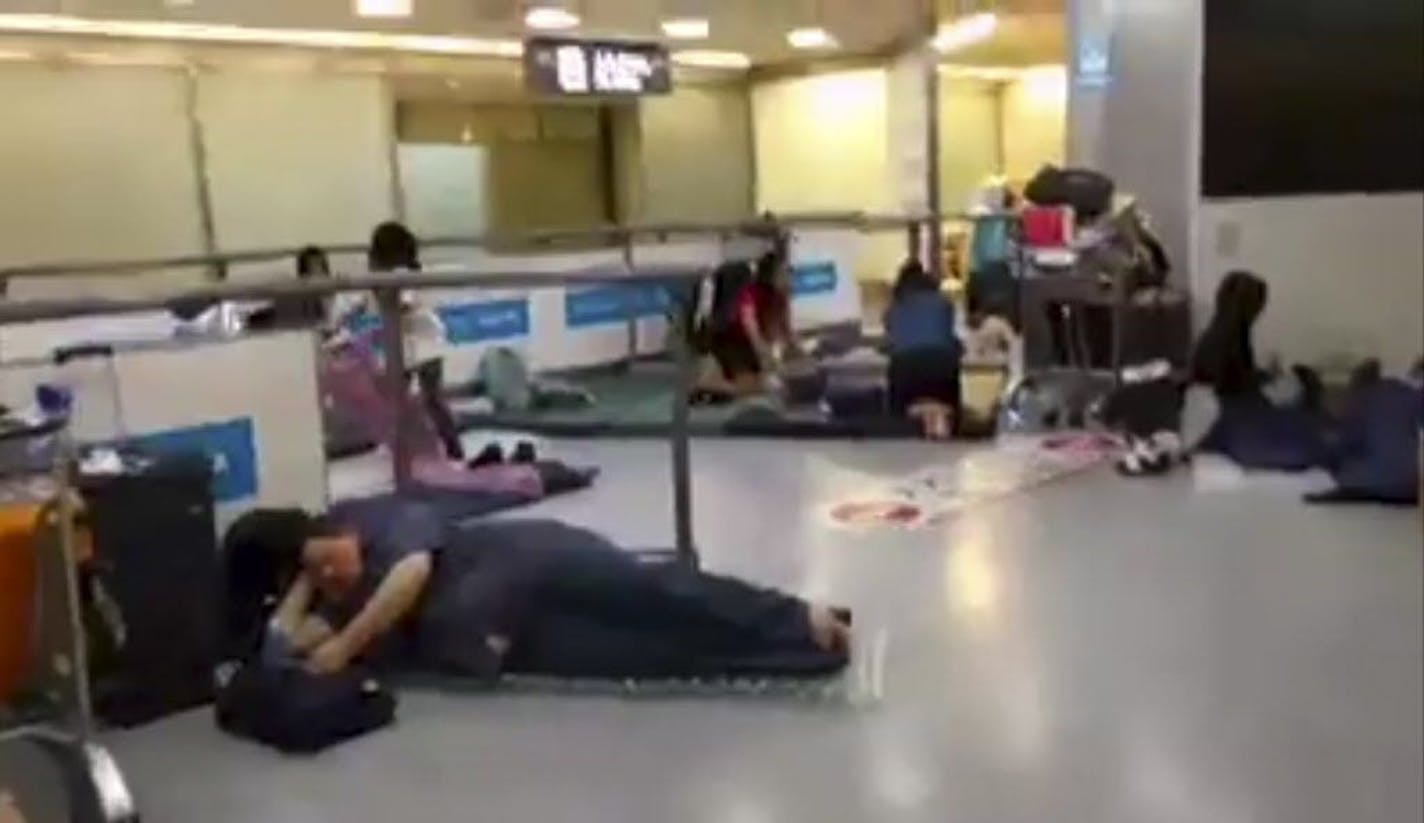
1075;35;1112;89
123;417;258;504
790;261;839;297
565;284;672;328
346;299;531;346
438;299;530;345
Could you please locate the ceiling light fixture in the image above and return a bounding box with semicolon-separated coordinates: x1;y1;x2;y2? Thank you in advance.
934;12;997;53
355;0;412;18
661;17;709;40
0;14;522;57
787;26;836;50
524;5;580;31
672;49;750;69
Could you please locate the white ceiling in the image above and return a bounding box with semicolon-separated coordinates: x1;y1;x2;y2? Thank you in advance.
1;0;1065;65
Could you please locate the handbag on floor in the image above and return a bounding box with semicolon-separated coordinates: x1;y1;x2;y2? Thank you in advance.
215;660;396;754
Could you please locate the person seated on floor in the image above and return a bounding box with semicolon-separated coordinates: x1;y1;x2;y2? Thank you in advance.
267;502;852;681
694;252;798;402
1188;270;1329;470
884;258;962;440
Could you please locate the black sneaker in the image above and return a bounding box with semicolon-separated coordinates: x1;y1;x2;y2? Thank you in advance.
468;443;505;469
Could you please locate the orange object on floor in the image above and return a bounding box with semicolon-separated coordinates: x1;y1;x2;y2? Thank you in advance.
0;503;42;703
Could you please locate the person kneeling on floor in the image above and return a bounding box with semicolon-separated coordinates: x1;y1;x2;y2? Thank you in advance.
884;259;962;440
267;501;851;682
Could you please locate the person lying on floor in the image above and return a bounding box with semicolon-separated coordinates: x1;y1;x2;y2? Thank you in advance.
269;501;852;681
884;259;962;440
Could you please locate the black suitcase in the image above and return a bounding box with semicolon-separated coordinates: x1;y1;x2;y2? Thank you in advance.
81;454;220;727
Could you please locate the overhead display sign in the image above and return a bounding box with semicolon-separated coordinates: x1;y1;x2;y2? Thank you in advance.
524;37;672;96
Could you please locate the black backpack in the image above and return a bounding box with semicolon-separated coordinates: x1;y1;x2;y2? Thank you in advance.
215;662;396;754
1025;165;1116;223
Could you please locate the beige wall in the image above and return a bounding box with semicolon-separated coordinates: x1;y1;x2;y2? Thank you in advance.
939;77;1003;213
398;101;607;234
634;84;753;223
752;68;904;280
752;68;894;215
197;70;393;251
1002;65;1068;186
0;63;205;285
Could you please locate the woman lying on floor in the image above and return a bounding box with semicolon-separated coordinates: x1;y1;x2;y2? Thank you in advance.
259;501;851;682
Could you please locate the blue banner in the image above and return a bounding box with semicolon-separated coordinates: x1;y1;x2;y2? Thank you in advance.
345;299;531;346
565;284;672;329
790;261;838;297
439;299;530;345
124;417;258;504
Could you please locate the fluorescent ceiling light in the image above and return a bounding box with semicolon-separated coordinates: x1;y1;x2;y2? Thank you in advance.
672;49;750;69
0;14;522;57
355;0;412;17
787;26;837;50
524;6;580;30
661;17;710;40
934;12;997;53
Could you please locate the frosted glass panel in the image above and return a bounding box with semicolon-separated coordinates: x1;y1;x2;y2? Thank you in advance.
397;144;490;240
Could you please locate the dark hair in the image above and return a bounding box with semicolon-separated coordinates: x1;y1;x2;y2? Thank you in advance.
296;246;330;279
302;514;350;542
1191;269;1269;395
754;251;783;290
369;221;420;272
892;258;938;301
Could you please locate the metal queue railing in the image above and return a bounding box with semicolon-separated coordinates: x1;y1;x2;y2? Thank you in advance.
0;265;708;565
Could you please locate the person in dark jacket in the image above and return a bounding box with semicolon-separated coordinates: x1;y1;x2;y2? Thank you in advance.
1191;270;1269;399
268;502;851;681
884;259;961;439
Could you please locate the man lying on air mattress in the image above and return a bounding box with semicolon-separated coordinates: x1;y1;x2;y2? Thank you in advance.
229;500;851;683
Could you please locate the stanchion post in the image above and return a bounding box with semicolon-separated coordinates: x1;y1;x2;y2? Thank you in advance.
621;229;637;372
669;288;696;567
375;286;412;492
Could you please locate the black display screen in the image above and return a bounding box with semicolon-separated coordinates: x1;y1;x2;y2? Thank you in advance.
1201;0;1424;197
524;37;672;97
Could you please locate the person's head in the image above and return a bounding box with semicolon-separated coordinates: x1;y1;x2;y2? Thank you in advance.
1214;270;1267;326
369;221;420;272
296;246;330;280
754;251;786;292
300;515;364;599
892;258;938;301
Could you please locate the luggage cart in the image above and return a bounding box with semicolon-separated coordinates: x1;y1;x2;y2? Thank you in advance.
0;360;139;822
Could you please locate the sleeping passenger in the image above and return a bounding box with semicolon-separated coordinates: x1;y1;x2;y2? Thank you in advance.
270;502;851;681
884;259;961;440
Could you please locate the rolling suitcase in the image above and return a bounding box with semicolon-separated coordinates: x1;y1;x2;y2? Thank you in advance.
48;345;221;728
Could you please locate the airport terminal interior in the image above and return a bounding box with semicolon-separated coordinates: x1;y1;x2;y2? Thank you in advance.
0;1;1420;822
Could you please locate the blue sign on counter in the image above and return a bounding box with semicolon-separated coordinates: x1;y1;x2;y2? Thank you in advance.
790;261;838;297
124;417;258;504
439;299;530;344
344;299;530;346
565;284;672;328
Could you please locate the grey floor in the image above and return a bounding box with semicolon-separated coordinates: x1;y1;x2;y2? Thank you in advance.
106;438;1422;823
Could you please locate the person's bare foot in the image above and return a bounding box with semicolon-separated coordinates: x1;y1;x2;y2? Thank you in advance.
809;604;852;653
